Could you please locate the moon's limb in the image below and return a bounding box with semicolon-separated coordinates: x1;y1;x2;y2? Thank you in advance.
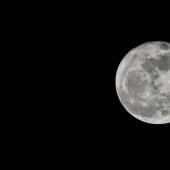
115;41;170;124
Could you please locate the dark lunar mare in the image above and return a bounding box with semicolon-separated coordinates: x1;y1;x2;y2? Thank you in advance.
157;53;170;71
117;87;161;118
141;58;159;73
141;54;170;94
141;53;170;73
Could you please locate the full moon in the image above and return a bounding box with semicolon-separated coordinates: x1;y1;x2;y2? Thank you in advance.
115;41;170;124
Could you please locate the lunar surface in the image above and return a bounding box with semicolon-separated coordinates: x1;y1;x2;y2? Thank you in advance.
115;41;170;124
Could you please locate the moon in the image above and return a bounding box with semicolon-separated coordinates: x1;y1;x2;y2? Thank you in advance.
115;41;170;124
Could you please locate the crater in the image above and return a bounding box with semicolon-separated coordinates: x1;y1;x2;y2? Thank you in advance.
159;42;170;50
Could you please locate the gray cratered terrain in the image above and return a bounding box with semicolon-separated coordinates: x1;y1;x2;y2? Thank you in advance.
115;41;170;124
